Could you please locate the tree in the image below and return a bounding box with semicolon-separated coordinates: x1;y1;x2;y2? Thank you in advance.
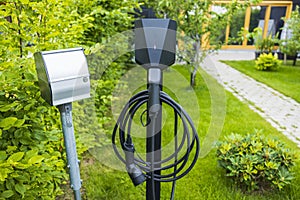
146;0;262;86
280;6;300;65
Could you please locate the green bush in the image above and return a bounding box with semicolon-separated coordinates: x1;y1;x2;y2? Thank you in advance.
0;58;68;199
72;60;130;152
280;6;300;56
216;132;297;192
0;1;95;198
255;53;281;71
0;0;138;198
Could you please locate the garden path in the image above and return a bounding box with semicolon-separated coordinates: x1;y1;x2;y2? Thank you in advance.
201;50;300;147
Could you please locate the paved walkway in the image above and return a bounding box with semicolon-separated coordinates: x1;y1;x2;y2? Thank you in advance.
201;51;300;147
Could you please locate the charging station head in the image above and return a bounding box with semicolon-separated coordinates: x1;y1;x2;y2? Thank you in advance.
135;19;177;69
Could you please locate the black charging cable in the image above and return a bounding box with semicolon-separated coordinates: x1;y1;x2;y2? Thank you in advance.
112;90;200;199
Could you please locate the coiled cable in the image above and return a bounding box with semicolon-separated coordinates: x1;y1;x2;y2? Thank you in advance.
112;89;200;197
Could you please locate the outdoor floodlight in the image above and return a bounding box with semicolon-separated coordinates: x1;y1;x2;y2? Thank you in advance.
135;19;177;69
34;47;91;200
34;47;90;106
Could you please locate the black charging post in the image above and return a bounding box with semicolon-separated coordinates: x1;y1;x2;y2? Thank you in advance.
112;18;199;200
135;19;177;200
146;68;162;200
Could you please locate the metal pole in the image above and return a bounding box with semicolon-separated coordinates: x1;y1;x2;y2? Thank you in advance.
58;103;81;200
146;68;162;200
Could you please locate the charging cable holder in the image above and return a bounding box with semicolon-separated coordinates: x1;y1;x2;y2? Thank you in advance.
112;19;200;200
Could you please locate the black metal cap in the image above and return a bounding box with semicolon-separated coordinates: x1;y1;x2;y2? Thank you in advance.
135;19;177;69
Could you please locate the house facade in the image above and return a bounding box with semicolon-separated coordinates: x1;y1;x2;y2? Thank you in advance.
212;0;299;49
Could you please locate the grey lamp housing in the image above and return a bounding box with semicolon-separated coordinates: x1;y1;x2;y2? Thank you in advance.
34;47;90;106
135;19;177;69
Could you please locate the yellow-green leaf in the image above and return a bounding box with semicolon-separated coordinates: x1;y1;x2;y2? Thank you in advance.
7;152;24;163
0;151;7;161
15;183;26;195
0;117;18;130
1;190;14;198
0;168;12;182
28;155;44;165
0;102;18;112
14;119;25;128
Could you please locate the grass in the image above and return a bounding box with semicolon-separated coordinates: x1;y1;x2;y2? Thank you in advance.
222;60;300;103
80;65;300;200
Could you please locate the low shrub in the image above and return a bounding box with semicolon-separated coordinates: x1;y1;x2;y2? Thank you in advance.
255;53;281;71
0;59;68;199
216;132;297;192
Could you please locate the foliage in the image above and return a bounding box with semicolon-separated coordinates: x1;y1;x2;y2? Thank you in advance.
280;40;298;57
0;0;137;198
72;59;131;154
77;0;139;45
254;33;268;52
145;0;262;86
0;54;68;199
255;53;281;71
280;6;300;56
260;36;276;53
228;27;248;45
82;30;135;144
0;57;68;199
229;7;261;45
73;0;138;154
0;1;93;198
234;24;279;53
217;132;297;192
147;0;261;46
230;10;245;37
246;27;277;52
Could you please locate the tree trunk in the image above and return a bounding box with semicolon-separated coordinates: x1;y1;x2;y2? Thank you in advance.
190;39;200;87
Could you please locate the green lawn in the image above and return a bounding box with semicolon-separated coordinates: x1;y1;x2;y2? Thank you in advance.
80;65;300;200
222;60;300;103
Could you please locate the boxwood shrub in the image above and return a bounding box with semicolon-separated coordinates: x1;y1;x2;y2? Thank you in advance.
255;53;281;71
216;132;297;192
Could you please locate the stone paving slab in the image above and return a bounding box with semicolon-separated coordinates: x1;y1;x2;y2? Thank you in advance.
201;51;300;147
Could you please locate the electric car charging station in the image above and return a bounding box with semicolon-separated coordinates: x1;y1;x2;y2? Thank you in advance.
34;18;199;200
112;19;200;200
